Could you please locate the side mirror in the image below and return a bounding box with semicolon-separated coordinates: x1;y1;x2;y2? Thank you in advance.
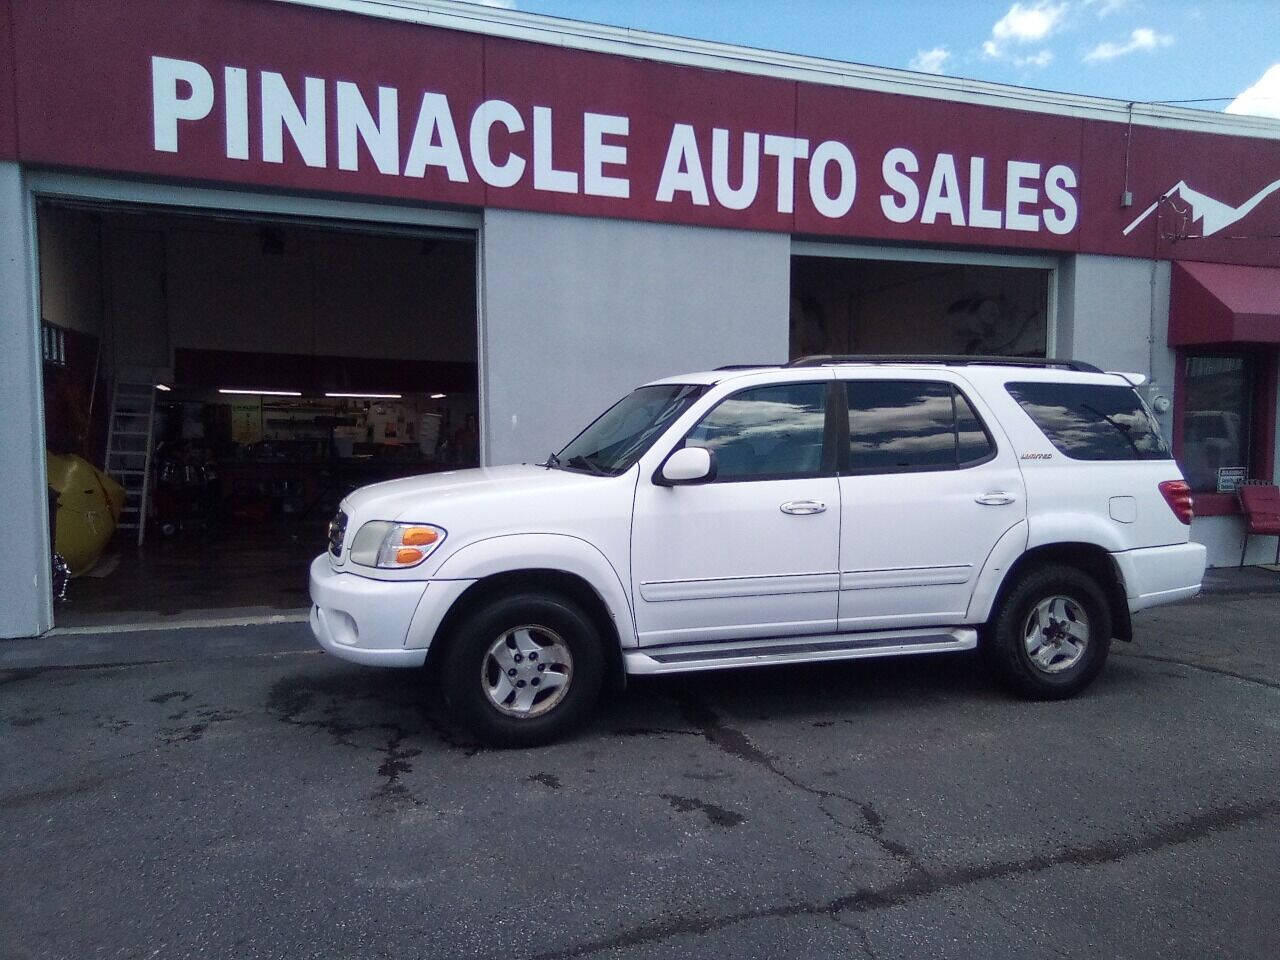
657;446;716;485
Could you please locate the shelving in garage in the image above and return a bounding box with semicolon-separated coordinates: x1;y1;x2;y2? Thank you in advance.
36;200;479;625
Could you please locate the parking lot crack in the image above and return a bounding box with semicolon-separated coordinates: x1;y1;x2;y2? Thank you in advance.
828;914;879;960
678;696;929;875
531;797;1280;960
1114;650;1280;691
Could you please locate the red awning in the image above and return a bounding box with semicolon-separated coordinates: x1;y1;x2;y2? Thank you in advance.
1170;261;1280;346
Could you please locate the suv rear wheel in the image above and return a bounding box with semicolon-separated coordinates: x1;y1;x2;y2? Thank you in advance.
443;592;605;747
985;564;1112;699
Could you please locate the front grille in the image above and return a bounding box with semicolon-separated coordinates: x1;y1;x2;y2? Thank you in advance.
328;511;348;558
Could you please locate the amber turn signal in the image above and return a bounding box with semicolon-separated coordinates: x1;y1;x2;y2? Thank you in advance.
401;527;439;546
395;547;425;565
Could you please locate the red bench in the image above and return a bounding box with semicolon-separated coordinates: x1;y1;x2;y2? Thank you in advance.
1238;484;1280;566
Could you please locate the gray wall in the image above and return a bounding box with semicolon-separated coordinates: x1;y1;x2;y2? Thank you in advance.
480;210;790;464
1058;254;1172;390
1058;254;1178;445
0;164;52;638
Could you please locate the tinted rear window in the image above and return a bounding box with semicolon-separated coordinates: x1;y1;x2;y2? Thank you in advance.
1005;381;1170;461
846;380;996;474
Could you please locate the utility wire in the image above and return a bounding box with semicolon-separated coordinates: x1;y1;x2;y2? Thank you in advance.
1145;96;1280;104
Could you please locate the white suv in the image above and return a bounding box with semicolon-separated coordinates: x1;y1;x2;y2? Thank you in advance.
310;356;1206;746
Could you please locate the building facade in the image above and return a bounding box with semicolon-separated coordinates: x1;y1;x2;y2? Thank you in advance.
2;0;1278;638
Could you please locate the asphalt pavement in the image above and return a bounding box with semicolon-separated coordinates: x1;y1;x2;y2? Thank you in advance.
2;587;1278;960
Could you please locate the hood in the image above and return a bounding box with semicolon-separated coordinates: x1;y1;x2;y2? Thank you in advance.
339;464;617;522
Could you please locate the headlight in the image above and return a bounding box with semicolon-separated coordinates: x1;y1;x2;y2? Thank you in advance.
348;521;447;569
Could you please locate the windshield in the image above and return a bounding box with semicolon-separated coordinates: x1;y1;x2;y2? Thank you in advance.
555;383;708;476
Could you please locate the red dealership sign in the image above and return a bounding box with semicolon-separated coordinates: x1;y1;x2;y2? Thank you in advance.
3;0;1278;266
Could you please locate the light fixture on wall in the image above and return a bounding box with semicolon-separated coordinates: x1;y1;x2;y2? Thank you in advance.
155;383;172;392
325;392;402;399
218;388;302;396
430;393;446;399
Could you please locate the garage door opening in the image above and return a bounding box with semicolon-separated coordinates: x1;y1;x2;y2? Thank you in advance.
37;200;478;626
790;252;1052;360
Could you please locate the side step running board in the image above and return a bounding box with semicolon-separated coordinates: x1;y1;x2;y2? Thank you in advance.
624;628;977;675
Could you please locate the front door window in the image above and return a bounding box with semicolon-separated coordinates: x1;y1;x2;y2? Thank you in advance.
684;382;830;480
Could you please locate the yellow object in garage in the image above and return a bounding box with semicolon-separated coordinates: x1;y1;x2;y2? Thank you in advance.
46;452;126;576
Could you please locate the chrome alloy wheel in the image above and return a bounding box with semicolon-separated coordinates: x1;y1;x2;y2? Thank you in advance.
481;625;574;718
1023;595;1090;674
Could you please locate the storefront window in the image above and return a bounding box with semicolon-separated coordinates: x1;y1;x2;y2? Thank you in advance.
1179;354;1254;493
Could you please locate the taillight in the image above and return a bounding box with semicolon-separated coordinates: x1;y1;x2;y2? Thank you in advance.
1159;480;1194;525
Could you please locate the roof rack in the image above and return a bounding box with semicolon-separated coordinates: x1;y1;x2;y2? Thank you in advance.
713;364;778;371
784;354;1103;373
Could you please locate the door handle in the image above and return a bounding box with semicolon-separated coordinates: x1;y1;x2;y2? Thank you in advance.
975;492;1016;506
780;499;827;515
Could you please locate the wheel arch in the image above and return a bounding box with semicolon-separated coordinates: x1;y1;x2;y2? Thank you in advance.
981;542;1133;642
424;534;636;691
426;568;627;693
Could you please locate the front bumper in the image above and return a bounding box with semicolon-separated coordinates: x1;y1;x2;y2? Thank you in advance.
308;555;429;667
1113;542;1208;613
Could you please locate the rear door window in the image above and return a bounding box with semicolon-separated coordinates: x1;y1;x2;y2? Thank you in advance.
955;391;996;467
1005;381;1170;461
846;380;995;474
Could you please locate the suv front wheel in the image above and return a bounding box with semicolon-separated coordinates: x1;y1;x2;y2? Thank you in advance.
985;564;1113;699
443;592;605;747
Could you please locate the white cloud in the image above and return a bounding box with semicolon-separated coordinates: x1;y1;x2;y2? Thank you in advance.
1083;27;1173;62
1013;49;1055;68
1226;63;1280;119
1082;0;1131;16
909;47;951;74
983;2;1067;62
992;2;1068;44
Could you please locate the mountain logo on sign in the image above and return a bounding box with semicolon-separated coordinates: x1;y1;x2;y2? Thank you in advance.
1123;178;1280;238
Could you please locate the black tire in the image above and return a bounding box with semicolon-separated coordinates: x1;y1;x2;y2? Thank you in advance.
984;564;1113;700
442;592;605;747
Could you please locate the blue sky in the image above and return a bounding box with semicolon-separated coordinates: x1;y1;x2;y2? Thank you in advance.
485;1;1280;117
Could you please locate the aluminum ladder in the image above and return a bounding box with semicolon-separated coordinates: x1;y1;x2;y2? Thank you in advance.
103;381;157;546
